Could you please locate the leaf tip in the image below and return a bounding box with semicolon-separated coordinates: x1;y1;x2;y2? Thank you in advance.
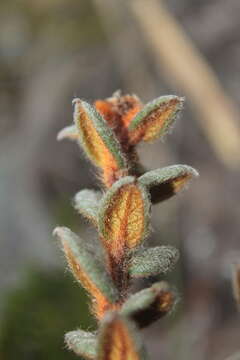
57;125;78;142
72;97;81;105
52;226;64;238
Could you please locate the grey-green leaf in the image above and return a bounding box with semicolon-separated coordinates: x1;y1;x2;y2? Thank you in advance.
65;330;97;359
53;227;120;303
138;164;199;204
57;124;78;141
74;189;102;224
129;246;179;278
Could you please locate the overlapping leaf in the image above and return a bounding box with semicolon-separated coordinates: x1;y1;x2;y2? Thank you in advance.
138;165;199;204
128;95;184;144
94;93;143;129
98;176;150;260
73;98;127;187
97;313;148;360
53;227;120;318
121;282;176;328
74;189;102;225
55;92;200;360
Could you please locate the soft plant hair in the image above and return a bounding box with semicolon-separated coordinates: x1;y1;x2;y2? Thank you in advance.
54;91;199;359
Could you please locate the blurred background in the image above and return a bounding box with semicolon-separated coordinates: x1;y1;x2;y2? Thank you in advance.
0;0;240;359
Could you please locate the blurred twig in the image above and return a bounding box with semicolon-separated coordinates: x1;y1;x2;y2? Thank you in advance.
131;0;240;169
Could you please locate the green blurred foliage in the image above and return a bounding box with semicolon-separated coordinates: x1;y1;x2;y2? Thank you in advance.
0;268;96;360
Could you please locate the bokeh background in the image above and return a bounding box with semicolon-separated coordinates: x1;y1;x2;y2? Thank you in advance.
0;0;240;359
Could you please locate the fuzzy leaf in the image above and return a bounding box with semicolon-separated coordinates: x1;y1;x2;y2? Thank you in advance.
121;282;176;328
53;227;119;318
65;330;97;359
73;98;127;186
95;93;142;129
57;124;78;141
97;312;148;360
128;95;184;144
129;246;179;278
98;176;150;260
138;165;199;204
74;189;102;224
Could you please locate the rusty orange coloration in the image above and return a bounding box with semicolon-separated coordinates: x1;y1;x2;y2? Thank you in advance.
74;99;122;187
102;184;145;260
157;290;174;313
94;100;116;128
62;240;115;319
55;91;196;359
94;94;142;167
94;93;143;187
99;315;140;360
95;94;142;131
129;97;180;144
95;302;121;321
172;173;192;193
120;97;142;128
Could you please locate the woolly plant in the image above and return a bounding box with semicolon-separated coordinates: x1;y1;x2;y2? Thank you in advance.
54;91;199;359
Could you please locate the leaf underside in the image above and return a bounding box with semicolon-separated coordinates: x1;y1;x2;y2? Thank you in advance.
129;246;179;278
65;330;97;359
138;165;199;204
98;177;150;259
128;95;184;144
97;313;148;360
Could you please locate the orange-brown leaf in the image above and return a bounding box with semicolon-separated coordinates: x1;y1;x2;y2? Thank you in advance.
94;100;117;128
53;227;120;319
73;99;127;187
62;236;114;319
121;98;143;128
98;177;150;260
98;313;146;360
95;93;142;130
128;96;184;144
62;240;105;302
